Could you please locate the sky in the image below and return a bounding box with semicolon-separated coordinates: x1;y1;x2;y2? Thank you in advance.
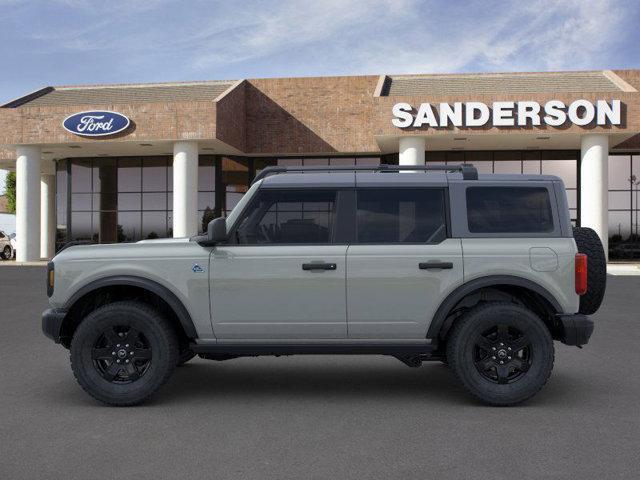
1;0;639;193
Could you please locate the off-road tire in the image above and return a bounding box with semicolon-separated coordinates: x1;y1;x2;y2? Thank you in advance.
70;301;178;406
446;302;554;406
573;226;606;315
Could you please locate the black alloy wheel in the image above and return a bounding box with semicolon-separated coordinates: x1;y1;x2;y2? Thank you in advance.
473;324;532;384
1;245;11;260
70;301;178;406
91;325;152;383
446;302;554;406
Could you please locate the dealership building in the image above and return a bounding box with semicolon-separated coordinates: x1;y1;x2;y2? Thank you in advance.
1;69;639;262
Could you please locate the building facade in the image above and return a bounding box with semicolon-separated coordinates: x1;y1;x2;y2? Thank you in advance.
1;70;639;261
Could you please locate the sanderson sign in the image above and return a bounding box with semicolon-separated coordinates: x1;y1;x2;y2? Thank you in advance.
391;99;622;128
63;110;131;137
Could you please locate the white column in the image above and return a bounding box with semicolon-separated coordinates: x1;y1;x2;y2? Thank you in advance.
580;134;609;259
399;137;425;166
40;173;56;259
15;145;41;262
172;141;199;237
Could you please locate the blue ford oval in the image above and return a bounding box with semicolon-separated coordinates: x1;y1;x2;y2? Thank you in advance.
63;110;130;137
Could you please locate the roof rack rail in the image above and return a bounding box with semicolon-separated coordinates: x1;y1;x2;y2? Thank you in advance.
252;163;478;184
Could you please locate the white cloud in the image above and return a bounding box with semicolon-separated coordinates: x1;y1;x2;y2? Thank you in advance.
6;0;637;86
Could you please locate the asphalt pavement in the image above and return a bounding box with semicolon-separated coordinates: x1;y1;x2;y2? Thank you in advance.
1;266;639;479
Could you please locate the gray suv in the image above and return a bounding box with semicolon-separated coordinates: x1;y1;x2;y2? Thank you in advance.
42;164;606;406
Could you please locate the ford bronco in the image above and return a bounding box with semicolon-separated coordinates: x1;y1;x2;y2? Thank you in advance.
42;163;606;406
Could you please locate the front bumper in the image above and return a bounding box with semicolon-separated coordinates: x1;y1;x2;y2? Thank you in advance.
42;308;68;343
557;314;594;346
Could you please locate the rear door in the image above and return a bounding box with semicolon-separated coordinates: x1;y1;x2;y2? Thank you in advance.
346;186;464;339
211;187;349;339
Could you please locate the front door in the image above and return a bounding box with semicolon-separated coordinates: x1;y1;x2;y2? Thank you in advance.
210;188;348;339
346;187;464;339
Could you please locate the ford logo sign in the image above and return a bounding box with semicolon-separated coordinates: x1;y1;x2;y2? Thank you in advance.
62;110;130;137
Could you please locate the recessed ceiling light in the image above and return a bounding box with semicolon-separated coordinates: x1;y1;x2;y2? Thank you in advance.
140;143;153;147
454;137;467;141
202;147;215;151
536;136;550;140
452;147;465;150
526;146;540;150
68;145;81;149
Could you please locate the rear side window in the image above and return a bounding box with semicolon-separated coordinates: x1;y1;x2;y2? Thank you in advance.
356;188;447;243
466;187;554;233
234;189;337;244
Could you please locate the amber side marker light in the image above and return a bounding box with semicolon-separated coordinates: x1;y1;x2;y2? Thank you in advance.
575;253;588;295
47;262;55;297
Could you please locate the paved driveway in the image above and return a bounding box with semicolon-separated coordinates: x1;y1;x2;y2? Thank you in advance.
1;267;639;479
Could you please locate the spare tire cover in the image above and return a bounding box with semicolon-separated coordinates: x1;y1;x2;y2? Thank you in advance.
573;227;606;315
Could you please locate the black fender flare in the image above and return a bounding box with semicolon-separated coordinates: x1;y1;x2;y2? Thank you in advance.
426;275;562;340
64;275;198;339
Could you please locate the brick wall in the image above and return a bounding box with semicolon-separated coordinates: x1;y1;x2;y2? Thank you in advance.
0;71;638;157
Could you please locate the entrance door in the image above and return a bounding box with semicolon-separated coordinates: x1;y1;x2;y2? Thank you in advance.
211;188;348;339
346;187;463;339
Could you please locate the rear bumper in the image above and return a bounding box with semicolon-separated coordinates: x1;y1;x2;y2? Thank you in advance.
42;308;67;343
557;314;594;346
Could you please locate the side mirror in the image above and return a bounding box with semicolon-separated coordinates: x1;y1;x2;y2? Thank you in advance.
207;217;227;244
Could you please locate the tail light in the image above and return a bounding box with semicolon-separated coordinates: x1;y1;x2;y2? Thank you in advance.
575;253;587;295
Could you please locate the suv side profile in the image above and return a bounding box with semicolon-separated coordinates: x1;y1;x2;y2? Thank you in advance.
42;164;606;406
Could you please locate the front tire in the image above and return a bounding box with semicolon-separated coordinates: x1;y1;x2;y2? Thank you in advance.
70;301;178;406
446;302;554;406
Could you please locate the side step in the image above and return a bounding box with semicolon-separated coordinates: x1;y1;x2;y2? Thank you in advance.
190;342;440;357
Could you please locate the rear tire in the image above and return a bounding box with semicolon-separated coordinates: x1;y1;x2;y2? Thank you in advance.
573;226;607;315
70;301;178;406
447;302;554;406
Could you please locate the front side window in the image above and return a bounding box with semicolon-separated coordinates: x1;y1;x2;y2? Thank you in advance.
356;189;447;243
235;189;337;244
466;187;554;233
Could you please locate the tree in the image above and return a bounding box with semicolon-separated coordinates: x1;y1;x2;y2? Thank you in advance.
5;171;16;213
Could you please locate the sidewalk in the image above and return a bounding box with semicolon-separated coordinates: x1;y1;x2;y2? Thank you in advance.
0;260;48;267
607;263;640;276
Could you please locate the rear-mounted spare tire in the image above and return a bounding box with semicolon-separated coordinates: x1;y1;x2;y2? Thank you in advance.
573;227;606;315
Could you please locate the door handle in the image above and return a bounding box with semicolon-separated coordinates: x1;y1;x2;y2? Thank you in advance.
419;261;453;270
302;262;337;271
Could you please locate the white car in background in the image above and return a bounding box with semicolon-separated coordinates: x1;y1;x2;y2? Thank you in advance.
9;232;16;258
0;230;14;260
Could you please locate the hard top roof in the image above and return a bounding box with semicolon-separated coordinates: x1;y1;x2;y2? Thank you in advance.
259;170;562;188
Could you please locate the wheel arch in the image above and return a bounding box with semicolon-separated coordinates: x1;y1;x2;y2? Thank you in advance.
60;276;198;346
427;275;562;341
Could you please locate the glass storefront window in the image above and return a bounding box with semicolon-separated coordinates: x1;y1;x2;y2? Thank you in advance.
542;160;577;188
609;155;631;190
71;159;92;193
143;157;167;192
608;154;639;259
493;161;522;174
117;158;142;192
